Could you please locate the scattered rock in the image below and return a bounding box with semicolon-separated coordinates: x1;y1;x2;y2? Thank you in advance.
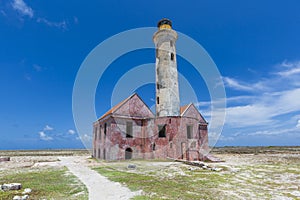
202;165;208;170
73;191;85;197
22;195;29;200
230;168;240;173
1;183;22;191
205;154;224;162
291;191;300;197
211;167;223;172
13;195;29;200
22;188;32;194
0;157;10;162
190;161;206;167
188;167;198;171
127;164;136;169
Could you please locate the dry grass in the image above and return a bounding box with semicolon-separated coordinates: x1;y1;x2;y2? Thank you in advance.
0;150;89;200
93;147;300;199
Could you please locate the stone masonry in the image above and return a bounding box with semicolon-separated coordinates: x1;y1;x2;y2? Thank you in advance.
93;19;209;161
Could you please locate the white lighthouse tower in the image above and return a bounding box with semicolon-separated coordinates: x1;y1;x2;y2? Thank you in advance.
153;18;180;117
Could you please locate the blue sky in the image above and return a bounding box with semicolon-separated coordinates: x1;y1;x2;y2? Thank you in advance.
0;0;300;149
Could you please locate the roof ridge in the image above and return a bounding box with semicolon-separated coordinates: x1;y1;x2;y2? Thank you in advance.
98;93;136;120
180;103;193;116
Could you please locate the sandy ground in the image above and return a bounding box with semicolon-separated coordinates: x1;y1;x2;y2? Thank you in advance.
0;154;140;200
1;149;300;200
213;153;300;199
59;156;140;200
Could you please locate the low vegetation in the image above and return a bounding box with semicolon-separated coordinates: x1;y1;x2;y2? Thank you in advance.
1;148;299;199
95;167;230;199
93;148;300;200
0;168;88;200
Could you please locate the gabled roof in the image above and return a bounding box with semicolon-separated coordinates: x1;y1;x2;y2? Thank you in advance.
180;103;207;123
180;103;193;116
98;94;135;120
98;93;154;121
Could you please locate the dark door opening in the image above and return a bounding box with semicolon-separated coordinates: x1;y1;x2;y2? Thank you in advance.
125;148;133;160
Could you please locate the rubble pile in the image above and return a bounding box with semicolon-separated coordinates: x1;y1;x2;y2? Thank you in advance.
0;183;32;200
0;157;10;162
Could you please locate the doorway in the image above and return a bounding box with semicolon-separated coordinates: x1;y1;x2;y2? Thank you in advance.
125;148;133;160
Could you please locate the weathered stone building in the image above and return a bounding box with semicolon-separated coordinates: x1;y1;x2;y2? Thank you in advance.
93;19;209;161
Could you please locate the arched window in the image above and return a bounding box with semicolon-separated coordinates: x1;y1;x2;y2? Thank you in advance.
125;148;133;160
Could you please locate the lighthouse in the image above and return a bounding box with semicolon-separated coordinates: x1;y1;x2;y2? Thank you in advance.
153;18;180;117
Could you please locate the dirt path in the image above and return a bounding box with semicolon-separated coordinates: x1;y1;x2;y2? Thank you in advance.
59;156;139;200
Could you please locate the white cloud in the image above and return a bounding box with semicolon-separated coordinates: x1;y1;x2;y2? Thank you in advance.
221;59;300;129
203;60;300;145
39;131;53;141
43;125;53;131
11;0;33;18
224;88;300;127
37;17;67;30
224;61;300;93
223;77;267;92
68;129;76;135
276;61;300;77
209;132;234;146
225;105;273;127
223;77;254;92
8;1;68;30
278;68;300;77
248;125;300;136
280;60;294;68
273;61;300;88
296;120;300;128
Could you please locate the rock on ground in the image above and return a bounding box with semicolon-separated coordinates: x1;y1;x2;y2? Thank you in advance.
0;157;10;162
13;195;29;200
1;183;22;191
22;188;32;194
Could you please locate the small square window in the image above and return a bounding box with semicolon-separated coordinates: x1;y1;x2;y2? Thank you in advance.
187;125;193;139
